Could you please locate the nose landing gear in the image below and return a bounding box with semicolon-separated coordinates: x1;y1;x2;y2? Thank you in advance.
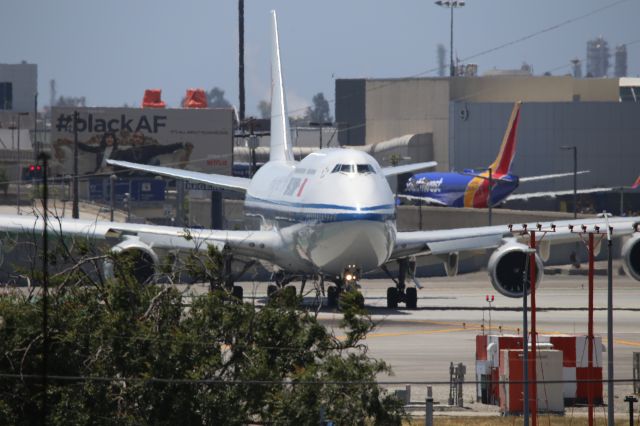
326;264;364;309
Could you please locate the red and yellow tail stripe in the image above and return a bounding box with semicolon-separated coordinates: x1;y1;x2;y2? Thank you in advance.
463;102;522;208
489;101;522;176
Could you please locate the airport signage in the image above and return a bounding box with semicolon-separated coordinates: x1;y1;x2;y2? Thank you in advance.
51;107;233;178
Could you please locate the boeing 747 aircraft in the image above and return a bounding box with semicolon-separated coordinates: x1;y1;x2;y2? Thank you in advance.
403;102;589;208
2;12;640;310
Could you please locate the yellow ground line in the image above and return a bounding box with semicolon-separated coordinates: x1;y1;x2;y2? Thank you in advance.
359;322;640;348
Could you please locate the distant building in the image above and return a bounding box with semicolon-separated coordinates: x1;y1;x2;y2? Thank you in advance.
571;58;582;78
615;44;628;77
0;62;37;113
586;36;609;77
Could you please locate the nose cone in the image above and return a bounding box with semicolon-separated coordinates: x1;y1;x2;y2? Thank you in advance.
305;220;396;275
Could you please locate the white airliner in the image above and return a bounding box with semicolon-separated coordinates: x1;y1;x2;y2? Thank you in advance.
3;11;640;309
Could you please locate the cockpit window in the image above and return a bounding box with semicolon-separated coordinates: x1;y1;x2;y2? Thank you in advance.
357;164;375;174
331;163;376;174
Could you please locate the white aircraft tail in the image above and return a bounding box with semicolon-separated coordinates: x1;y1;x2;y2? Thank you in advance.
269;11;294;163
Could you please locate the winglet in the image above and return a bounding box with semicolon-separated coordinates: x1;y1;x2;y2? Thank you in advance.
269;11;294;162
631;175;640;189
489;101;522;175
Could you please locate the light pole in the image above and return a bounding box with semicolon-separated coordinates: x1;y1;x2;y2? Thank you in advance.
109;174;117;222
16;112;29;215
560;146;577;219
487;167;492;226
435;0;465;77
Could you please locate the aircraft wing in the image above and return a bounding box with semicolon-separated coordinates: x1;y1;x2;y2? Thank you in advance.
106;159;251;192
391;216;639;260
518;170;589;183
382;161;437;177
506;186;615;201
0;214;282;264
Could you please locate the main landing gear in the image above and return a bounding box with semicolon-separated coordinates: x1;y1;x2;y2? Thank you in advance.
216;245;255;302
381;259;418;309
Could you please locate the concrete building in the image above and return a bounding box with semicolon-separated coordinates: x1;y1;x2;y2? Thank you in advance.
0;62;37;113
615;44;628;77
335;75;621;171
586;36;610;78
335;74;640;213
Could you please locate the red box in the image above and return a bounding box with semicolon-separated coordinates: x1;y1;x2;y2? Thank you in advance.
576;367;603;404
550;336;577;367
476;335;488;360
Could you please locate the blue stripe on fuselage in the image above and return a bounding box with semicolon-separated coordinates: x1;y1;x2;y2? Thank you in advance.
245;195;395;223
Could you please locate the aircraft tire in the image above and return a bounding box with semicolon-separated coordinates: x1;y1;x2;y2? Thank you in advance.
387;287;398;309
284;285;297;299
232;285;243;301
406;287;417;310
327;286;339;308
267;284;278;299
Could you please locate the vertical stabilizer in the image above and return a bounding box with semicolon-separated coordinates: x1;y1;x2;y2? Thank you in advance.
269;11;294;162
489;101;522;175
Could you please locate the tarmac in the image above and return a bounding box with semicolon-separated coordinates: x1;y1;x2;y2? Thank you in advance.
224;268;640;419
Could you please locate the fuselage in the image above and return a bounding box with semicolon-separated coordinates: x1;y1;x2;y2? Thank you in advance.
244;148;396;277
405;170;520;208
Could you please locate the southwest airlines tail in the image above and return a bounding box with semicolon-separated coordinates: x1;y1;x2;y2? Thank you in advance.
488;101;522;175
269;11;294;163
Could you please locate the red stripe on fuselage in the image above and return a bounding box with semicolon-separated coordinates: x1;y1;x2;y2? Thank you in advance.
296;178;308;197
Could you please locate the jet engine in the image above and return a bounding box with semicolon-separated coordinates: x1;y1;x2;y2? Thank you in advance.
103;237;159;284
487;240;543;298
622;234;640;281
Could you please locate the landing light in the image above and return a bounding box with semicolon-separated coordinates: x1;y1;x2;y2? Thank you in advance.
346;274;353;281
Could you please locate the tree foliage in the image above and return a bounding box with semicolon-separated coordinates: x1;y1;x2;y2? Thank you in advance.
206;87;232;108
257;100;271;119
0;243;403;425
304;92;332;124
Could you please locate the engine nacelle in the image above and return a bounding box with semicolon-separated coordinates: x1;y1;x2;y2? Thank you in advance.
622;234;640;281
487;240;543;298
103;237;159;284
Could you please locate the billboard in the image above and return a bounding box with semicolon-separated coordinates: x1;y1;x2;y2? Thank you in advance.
51;107;233;177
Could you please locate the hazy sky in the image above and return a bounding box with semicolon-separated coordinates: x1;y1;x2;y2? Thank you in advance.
2;0;638;117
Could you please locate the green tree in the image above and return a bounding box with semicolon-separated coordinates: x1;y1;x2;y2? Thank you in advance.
304;92;332;123
0;243;403;425
206;87;232;108
257;100;271;119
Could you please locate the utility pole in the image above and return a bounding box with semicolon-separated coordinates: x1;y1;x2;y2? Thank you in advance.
16;112;28;214
605;214;614;426
39;152;49;426
560;146;578;219
72;111;80;219
238;0;245;123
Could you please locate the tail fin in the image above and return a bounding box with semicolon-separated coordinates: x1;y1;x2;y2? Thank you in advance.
632;175;640;189
489;101;522;175
269;11;294;162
